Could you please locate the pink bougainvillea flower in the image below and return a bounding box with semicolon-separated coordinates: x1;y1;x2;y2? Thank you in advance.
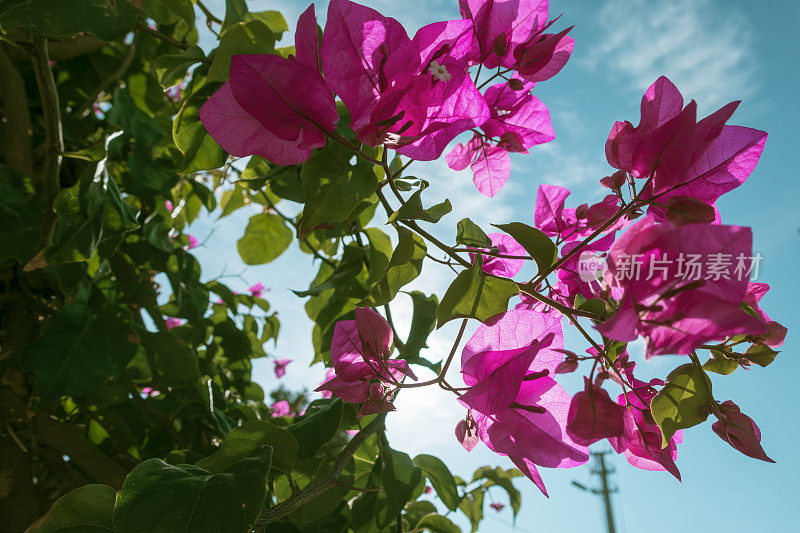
165;200;174;212
534;185;627;243
141;387;160;398
455;418;481;451
598;216;766;356
612;374;682;480
248;282;265;298
165;317;184;330
186;234;199;249
552;232;616;303
459;309;588;496
315;308;416;416
294;4;321;70
447;134;511;197
200;4;338;165
271;400;293;418
489;502;506;513
322;0;489;161
481;80;555;151
605;76;767;217
513;25;575;83
743;283;787;347
566;377;629;446
468;232;526;278
273;358;292;379
459;0;550;69
319;368;336;399
712;400;774;463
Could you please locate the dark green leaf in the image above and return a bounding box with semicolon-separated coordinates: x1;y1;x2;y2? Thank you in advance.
744;343;779;367
456;218;491;248
417;514;461;533
22;305;137;403
208;19;277;82
380;437;423;523
703;351;739;375
413;454;459;511
173;83;227;172
299;144;379;235
361;227;426;307
113;453;271;532
0;0;143;40
493;222;556;275
387;190;452;224
287;399;343;459
197;421;297;473
27;484;114;532
458;488;484;533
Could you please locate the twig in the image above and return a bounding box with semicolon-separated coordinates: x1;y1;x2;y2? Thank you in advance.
135;22;190;50
256;414;387;525
74;34;139;117
31;37;63;243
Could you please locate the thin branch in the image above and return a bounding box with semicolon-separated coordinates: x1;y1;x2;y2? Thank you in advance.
256;414;387;525
259;191;336;267
31;37;63;243
135;22;190;50
74;34;139;117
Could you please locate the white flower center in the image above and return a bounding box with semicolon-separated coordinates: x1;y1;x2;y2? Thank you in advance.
428;60;452;82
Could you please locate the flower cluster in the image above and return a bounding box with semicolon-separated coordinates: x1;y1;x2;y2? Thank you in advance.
197;0;783;499
200;0;572;197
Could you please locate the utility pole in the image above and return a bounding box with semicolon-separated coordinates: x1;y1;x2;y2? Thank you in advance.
571;451;618;533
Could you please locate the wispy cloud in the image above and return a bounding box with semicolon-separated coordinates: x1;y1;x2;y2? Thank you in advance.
586;0;757;111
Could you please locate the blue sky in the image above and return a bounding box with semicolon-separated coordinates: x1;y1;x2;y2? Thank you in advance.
189;1;800;531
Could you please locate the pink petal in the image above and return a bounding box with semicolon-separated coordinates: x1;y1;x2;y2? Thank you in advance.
322;0;418;129
471;143;510;197
469;232;526;278
199;82;314;165
354;307;393;359
295;4;321;70
455;419;481;452
229;54;338;146
446;134;483;170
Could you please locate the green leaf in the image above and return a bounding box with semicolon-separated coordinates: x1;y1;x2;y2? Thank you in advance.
142;330;201;381
173;83;227;173
651;363;714;446
22;305;137;403
143;0;195;28
46;138;139;263
299;144;379;235
27;484;114;533
237;213;293;265
403;291;439;367
208;19;277;82
471;467;522;518
492;222;556;275
0;0;143;40
458;488;484;533
113;453;271;533
154;45;206;87
221;0;248;31
0;167;44;264
456;218;491;248
380;437;423;523
287;399;343;459
417;514;461;533
436;257;518;327
387;190;452;224
703;351;739;375
361;227;426;307
744;343;779;368
413;454;459;511
197;421;297;474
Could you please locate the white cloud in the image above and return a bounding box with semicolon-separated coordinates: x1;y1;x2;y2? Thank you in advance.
587;0;757;111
